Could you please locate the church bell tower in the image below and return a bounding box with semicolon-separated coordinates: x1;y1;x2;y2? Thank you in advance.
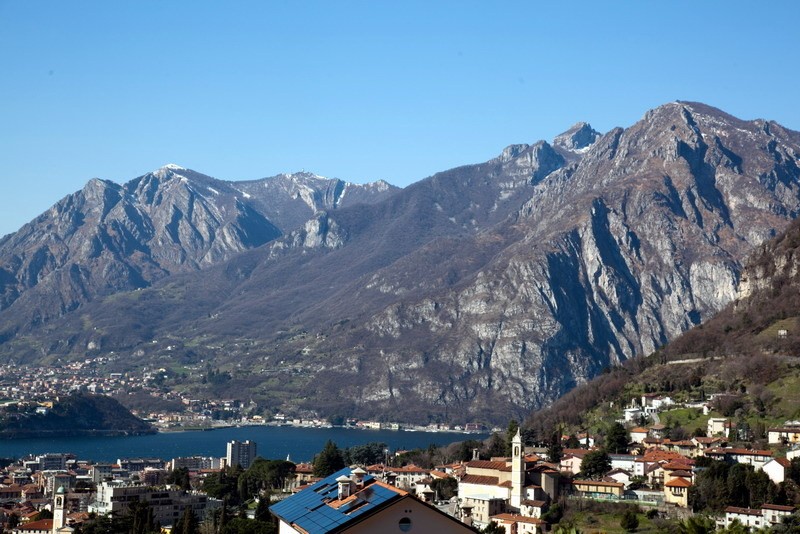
52;486;66;534
511;428;524;509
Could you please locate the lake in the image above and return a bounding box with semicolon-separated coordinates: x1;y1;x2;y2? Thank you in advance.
0;426;488;463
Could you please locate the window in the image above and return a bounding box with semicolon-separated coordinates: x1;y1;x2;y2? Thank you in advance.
398;517;412;532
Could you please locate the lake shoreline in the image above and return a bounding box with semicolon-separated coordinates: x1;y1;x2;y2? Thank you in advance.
0;425;489;463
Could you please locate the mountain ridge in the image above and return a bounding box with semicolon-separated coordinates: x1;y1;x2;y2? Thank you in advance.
2;101;800;424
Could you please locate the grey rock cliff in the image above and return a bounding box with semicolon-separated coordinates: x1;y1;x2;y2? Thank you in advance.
2;102;800;424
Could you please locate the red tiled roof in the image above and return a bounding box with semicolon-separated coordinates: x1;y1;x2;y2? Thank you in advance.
18;519;53;531
725;506;761;516
761;503;795;512
491;513;546;525
295;463;314;473
522;499;547;507
392;465;429;473
693;437;723;444
562;448;594;457
642;450;684;461
665;478;692;488
663;460;695;470
460;474;500;486
773;458;791;468
465;460;511;472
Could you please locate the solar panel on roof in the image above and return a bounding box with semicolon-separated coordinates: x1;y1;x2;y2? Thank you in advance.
270;468;405;533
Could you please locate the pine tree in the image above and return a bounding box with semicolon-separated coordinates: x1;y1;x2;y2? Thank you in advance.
580;450;611;480
620;509;639;532
174;507;199;534
313;440;345;477
254;496;270;522
547;430;563;463
505;420;520;456
605;422;629;454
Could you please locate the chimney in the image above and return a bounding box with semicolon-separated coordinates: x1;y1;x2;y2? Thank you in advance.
351;467;366;488
336;475;351;500
472;448;480;461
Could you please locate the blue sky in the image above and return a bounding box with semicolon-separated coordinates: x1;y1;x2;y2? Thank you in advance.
2;1;800;237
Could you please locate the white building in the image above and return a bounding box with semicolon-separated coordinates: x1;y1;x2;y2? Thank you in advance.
707;418;728;437
767;426;800;445
226;440;257;469
724;507;764;529
725;504;796;529
89;481;219;527
762;458;791;484
623;408;643;423
171;456;222;471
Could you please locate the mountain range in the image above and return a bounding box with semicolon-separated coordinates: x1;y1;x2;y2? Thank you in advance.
2;101;800;424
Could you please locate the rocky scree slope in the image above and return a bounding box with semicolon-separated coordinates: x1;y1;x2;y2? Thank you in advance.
3;102;800;424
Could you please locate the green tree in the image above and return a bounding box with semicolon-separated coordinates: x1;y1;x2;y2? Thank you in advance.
481;522;506;534
166;467;191;490
343;442;387;466
254;497;270;523
788;458;800;484
746;469;773;508
36;509;54;520
547;432;563;464
203;465;244;505
542;503;563;524
455;440;484;462
727;464;750;507
240;459;296;496
174;507;199;534
620;509;639;532
430;477;458;500
216;499;230;534
505;420;520;456
605;422;629;454
313;440;345;477
580;450;611;480
677;515;716;534
129;501;157;534
221;517;275;534
485;432;506;459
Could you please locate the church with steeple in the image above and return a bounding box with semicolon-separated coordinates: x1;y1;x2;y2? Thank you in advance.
10;486;74;534
52;486;73;534
457;429;561;532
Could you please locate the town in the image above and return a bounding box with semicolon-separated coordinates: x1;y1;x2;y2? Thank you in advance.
0;360;492;434
1;386;799;534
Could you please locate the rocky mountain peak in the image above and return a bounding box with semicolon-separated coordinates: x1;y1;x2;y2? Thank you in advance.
553;122;601;151
500;144;531;163
3;101;800;425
